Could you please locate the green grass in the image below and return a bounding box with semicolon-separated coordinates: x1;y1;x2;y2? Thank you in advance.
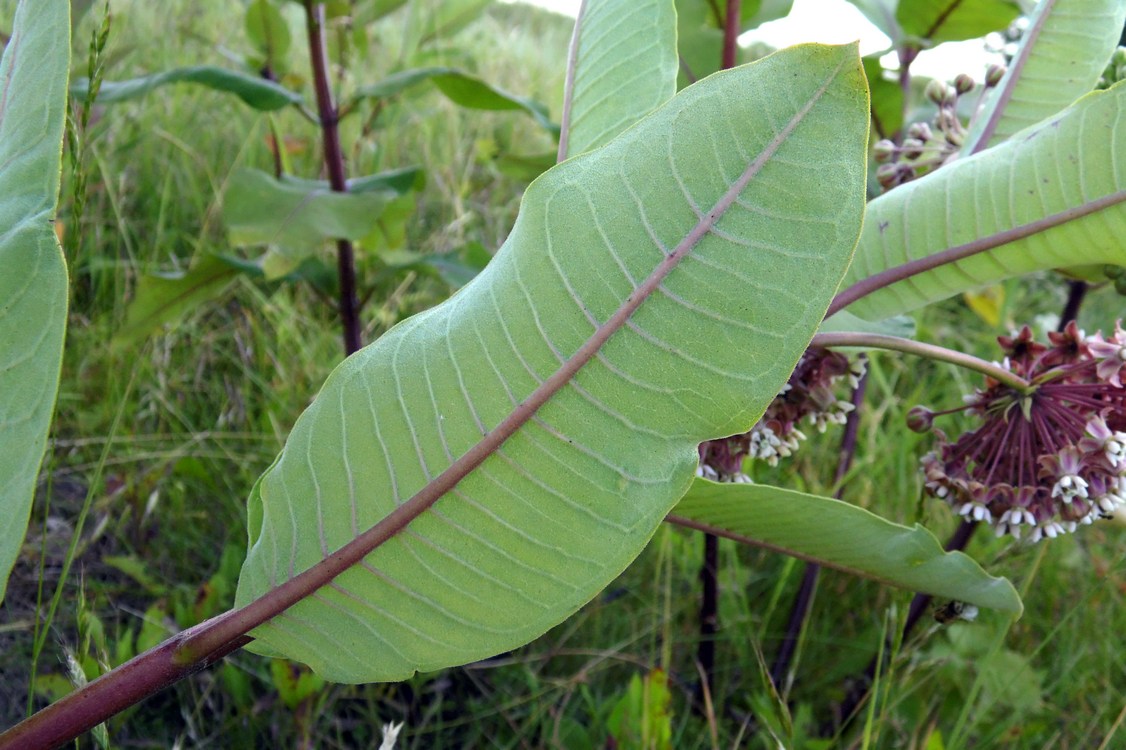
3;1;1126;747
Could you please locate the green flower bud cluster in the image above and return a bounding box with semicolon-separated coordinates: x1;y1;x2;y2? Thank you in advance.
1104;264;1126;296
873;66;1004;192
1098;47;1126;90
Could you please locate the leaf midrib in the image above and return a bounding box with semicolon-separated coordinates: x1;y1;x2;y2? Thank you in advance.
967;0;1057;153
183;55;850;656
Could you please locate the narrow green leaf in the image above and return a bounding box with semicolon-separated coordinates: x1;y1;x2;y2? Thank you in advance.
558;0;677;160
896;0;1020;44
223;168;396;263
71;65;303;111
349;67;554;132
0;0;70;603
838;82;1126;322
963;0;1126;153
670;480;1022;614
113;255;242;346
234;44;870;682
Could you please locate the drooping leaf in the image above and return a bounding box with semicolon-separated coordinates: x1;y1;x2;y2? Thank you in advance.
836;81;1126;322
233;43;870;682
0;0;70;603
246;0;292;71
963;0;1126;154
348;67;554;133
558;0;677;160
669;480;1022;614
896;0;1020;44
223;168;397;266
70;66;303;111
113;255;242;346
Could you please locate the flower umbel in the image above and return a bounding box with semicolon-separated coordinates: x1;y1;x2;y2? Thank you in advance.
698;347;862;480
914;323;1126;542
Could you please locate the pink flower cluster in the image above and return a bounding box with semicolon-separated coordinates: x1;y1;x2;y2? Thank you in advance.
915;323;1126;542
698;348;862;481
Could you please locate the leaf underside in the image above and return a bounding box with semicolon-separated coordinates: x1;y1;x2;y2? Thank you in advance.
841;81;1126;322
671;480;1022;614
0;0;70;603
561;0;678;159
964;0;1126;153
234;43;870;683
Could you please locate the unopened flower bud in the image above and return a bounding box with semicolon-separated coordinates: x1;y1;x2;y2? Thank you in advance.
985;64;1006;87
907;122;933;141
902;137;925;159
873;139;896;163
907;406;936;433
925;79;949;105
876;163;900;188
954;73;975;95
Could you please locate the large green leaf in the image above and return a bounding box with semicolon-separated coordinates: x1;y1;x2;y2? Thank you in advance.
0;0;70;603
70;66;303;111
837;81;1126;322
669;480;1022;614
348;67;554;132
896;0;1020;44
557;0;677;160
963;0;1126;153
234;43;870;682
223;168;398;266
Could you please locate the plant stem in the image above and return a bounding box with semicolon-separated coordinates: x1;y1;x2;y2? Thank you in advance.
824;189;1126;319
810;332;1032;393
695;532;719;707
304;0;362;356
722;0;741;70
1060;280;1088;328
770;358;868;692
